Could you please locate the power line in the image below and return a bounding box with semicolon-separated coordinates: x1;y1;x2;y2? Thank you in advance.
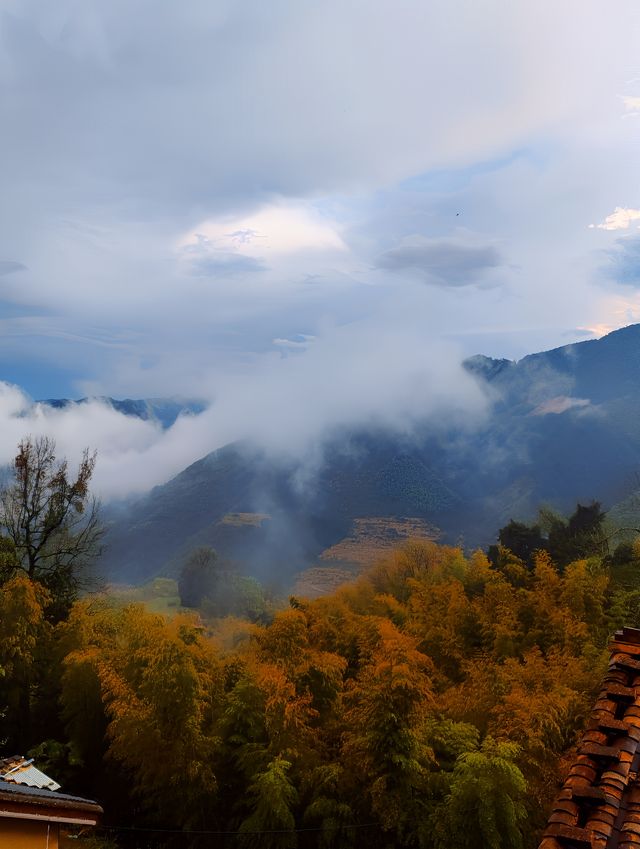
97;820;380;837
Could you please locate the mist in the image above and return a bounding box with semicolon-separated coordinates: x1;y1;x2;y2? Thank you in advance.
0;311;489;501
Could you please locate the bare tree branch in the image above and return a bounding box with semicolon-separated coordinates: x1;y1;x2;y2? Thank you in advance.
0;436;103;617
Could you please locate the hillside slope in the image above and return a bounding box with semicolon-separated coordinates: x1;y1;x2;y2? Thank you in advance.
101;325;640;584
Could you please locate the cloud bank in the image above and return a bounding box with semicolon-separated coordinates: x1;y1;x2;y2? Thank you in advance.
0;308;489;500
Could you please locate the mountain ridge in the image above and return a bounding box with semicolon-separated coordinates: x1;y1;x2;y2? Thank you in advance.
99;324;640;585
39;396;206;429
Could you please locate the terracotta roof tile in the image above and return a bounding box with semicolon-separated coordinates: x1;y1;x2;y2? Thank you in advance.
539;627;640;849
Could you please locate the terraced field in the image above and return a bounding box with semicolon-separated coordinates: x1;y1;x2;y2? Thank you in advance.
319;516;439;567
292;516;439;598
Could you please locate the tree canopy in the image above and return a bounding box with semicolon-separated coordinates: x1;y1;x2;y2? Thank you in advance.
489;501;608;570
3;500;640;847
0;436;102;618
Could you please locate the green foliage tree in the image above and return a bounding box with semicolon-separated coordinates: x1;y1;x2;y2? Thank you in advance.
0;436;102;619
493;503;609;572
434;737;527;849
238;756;298;849
178;546;220;608
201;574;271;622
547;502;608;565
490;519;546;567
302;764;355;849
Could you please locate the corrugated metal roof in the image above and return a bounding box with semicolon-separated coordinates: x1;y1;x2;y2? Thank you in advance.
1;763;60;791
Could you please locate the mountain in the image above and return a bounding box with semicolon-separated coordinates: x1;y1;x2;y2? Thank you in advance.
40;396;206;429
101;325;640;586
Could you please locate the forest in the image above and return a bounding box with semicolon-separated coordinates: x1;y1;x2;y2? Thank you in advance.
1;439;640;849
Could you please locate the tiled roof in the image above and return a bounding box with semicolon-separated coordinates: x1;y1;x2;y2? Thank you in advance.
539;626;640;849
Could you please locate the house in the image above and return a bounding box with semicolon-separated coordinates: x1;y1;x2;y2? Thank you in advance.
539;626;640;849
0;763;102;849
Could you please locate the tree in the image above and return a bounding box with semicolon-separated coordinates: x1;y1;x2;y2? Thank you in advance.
0;574;51;748
0;436;102;618
178;546;220;608
238;757;298;849
63;604;222;830
342;620;435;840
489;520;546;567
434;737;527;849
543;502;608;566
491;504;609;572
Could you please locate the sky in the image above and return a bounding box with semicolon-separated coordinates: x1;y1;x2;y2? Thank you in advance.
1;1;640;497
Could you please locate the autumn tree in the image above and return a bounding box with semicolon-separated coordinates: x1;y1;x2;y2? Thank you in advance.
0;574;51;747
342;620;435;842
16;532;630;845
0;436;102;619
62;603;222;830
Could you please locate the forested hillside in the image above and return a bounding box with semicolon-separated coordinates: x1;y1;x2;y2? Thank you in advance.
102;324;640;585
3;529;640;848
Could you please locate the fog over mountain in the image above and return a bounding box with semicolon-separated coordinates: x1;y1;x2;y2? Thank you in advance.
59;324;640;584
0;318;489;498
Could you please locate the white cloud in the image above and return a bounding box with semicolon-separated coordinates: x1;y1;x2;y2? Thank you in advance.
0;299;490;501
272;336;314;350
84;313;489;498
0;387;164;497
622;96;640;113
589;207;640;231
179;204;347;259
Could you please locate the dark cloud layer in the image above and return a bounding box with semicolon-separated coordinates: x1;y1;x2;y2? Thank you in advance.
0;261;26;276
376;237;503;287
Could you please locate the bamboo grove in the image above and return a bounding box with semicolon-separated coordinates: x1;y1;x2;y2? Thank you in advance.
4;533;640;849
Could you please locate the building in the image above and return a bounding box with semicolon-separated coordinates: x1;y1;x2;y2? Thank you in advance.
539;626;640;849
0;768;102;849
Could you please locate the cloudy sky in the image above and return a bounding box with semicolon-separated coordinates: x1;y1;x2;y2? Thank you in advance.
1;1;640;495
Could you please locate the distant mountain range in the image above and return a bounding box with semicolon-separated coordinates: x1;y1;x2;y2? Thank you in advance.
40;396;206;429
99;324;640;586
